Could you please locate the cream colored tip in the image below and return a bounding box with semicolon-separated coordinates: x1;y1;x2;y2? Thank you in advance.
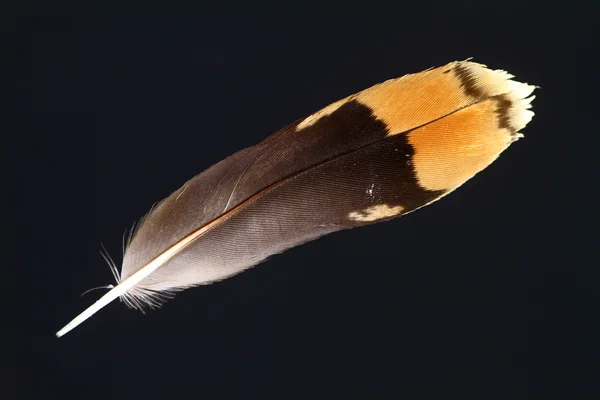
460;61;536;132
460;61;536;99
506;83;536;132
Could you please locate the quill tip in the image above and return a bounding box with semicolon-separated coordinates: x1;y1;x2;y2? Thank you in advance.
55;326;70;338
56;253;167;337
55;279;128;338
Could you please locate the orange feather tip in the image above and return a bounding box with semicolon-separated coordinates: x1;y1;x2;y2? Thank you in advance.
296;60;536;192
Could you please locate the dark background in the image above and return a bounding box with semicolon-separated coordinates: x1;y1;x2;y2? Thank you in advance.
13;5;598;399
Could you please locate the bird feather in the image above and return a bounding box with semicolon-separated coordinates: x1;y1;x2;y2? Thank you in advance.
56;60;536;337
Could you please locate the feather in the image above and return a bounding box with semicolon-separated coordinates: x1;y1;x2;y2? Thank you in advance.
56;60;536;337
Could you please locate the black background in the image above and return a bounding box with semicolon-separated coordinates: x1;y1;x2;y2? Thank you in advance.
13;5;598;399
